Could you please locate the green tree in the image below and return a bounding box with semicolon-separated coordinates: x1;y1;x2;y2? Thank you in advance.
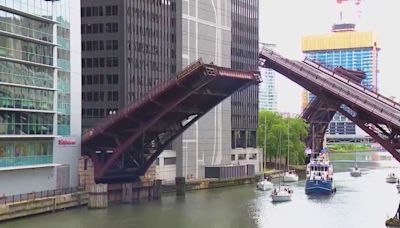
257;110;308;166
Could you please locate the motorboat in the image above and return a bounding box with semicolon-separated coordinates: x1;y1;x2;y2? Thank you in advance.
386;173;398;183
350;166;362;177
283;170;299;182
271;187;292;202
305;151;336;195
257;179;273;191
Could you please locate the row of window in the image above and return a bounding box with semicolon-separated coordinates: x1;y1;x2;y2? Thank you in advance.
82;74;118;85
0;140;53;167
82;40;118;51
0;0;54;18
0;36;53;65
81;57;118;68
128;41;161;56
127;57;176;73
0;112;53;135
82;91;118;102
81;23;118;34
0;61;54;88
231;153;257;161
82;108;119;118
81;5;118;17
0;85;53;111
0;10;53;42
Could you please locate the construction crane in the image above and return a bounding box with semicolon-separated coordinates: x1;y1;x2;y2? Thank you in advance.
336;0;363;22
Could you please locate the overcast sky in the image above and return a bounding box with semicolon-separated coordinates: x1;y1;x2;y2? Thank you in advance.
259;0;400;114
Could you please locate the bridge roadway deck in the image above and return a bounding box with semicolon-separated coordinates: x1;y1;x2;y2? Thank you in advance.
82;59;260;183
259;48;400;131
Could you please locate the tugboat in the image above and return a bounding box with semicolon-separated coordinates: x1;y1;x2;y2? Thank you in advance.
305;150;336;195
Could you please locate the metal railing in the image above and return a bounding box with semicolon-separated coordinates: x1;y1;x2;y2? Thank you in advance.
0;186;80;205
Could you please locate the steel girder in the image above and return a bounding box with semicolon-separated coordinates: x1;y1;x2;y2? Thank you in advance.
82;59;261;183
259;48;400;162
301;66;365;152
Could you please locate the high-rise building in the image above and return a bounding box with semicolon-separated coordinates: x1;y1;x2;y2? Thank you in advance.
0;0;82;195
178;0;232;179
301;24;379;138
259;68;277;112
81;0;181;130
231;0;259;149
258;43;277;112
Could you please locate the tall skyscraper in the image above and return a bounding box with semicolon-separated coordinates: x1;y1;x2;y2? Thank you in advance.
231;0;259;149
258;43;277;112
81;0;181;130
259;67;277;112
301;24;379;138
0;0;82;195
179;0;232;179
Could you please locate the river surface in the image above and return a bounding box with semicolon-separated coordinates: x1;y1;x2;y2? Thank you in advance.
3;151;400;228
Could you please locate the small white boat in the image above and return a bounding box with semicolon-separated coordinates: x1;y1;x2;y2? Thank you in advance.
271;188;292;202
283;170;299;182
386;173;398;183
257;179;273;191
350;167;362;177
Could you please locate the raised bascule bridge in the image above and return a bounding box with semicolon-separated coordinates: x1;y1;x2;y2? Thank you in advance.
259;48;400;162
81;60;261;183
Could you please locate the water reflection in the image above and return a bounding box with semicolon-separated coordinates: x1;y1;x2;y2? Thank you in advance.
2;152;400;228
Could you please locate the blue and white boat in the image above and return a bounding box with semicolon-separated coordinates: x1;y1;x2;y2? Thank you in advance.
305;152;336;195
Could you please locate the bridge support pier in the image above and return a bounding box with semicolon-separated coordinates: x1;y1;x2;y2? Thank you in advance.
153;179;162;200
122;183;133;203
175;177;186;196
88;184;108;209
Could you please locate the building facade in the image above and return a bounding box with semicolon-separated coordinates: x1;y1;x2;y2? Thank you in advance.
301;25;379;138
0;0;81;195
81;0;181;131
231;0;259;149
178;0;232;180
259;67;277;112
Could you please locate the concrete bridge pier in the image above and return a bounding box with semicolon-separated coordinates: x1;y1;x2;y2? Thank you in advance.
88;184;108;209
153;179;162;200
122;183;133;203
175;177;186;196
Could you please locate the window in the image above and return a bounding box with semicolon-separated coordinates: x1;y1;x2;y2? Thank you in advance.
112;74;118;84
82;41;86;51
231;154;236;161
99;6;103;16
107;74;112;84
106;23;111;33
107;91;112;101
112;40;118;50
111;5;118;15
85;7;91;17
99;24;104;33
105;6;111;16
112;23;118;33
112;91;118;101
81;58;86;68
238;154;246;160
112;57;118;67
106;40;112;50
164;157;176;165
93;74;99;84
82;75;86;85
106;57;112;67
87;75;92;85
99;58;105;67
249;153;257;160
99;75;104;84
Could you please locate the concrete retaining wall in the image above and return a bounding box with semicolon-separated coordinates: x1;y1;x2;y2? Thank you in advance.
0;192;88;222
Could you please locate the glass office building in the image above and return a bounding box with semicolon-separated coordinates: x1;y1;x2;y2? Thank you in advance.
0;0;81;195
302;26;379;137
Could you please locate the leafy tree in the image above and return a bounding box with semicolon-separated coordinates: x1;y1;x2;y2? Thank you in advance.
257;110;308;166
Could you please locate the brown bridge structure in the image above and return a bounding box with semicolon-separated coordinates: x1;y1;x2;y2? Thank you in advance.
259;48;400;162
81;60;261;183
